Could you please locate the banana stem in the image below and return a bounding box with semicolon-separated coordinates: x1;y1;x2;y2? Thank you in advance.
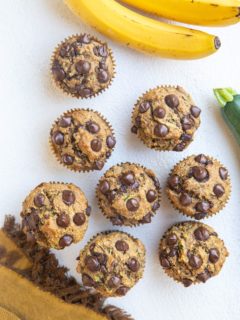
213;88;237;107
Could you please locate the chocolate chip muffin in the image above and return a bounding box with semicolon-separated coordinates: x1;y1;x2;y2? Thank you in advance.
166;154;231;219
50;109;116;172
77;231;145;297
96;162;161;226
21;182;91;249
159;221;229;287
131;85;201;151
51;34;115;98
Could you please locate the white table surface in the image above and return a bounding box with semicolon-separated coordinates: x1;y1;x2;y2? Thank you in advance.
1;1;240;319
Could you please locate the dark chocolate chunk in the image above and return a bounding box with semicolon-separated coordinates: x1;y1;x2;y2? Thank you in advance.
62;154;74;165
192;166;208;182
168;175;180;189
106;136;116;149
213;184;225;197
181;133;192;141
195;201;210;212
97;70;109;83
127;258;140;272
181;115;194;131
56;213;70;228
116;286;129;296
182;278;193;287
190;106;201;118
140;212;152;224
139;101;151;113
165;94;179;109
52;66;65;81
152;201;160;211
121;172;135;186
126;198;139;212
73;212;86;226
52;131;64;145
85;255;100;272
93;45;108;57
160;256;170;268
115;240;129;252
59;235;73;248
195;154;208;164
59;116;72;128
166;234;178;246
194;213;207;220
131;126;138;134
107;190;117;203
197;271;211;283
194;227;210;241
108;276;121;288
86;121;100;134
189;254;203;269
34;193;45;207
173;142;186;152
75;60;91;74
209;248;220;264
78;34;91;44
146;190;157;203
153;107;166;118
111;216;124;226
179;193;192;206
99;180;110;194
91;139;102;152
154;124;169;137
62;190;75;205
93;161;104;170
219;167;228;180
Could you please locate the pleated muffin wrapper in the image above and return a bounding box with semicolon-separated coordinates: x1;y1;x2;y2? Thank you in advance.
50;33;116;99
165;154;231;220
96;162;162;227
131;85;201;152
77;230;146;298
21;181;90;250
49;108;116;173
158;220;229;287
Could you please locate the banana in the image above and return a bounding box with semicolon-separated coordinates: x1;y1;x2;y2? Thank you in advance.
121;0;240;27
65;0;220;59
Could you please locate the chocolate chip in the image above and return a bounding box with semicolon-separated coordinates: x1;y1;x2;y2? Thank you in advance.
219;167;228;180
77;87;93;98
182;278;193;287
181;133;192;142
62;190;75;205
85;255;100;272
75;60;91;74
152;201;160;211
160;256;170;268
169;248;178;257
82;274;96;287
86;121;100;134
181;115;194;131
126;198;139;211
140;212;152;224
91;139;102;152
131;126;138;134
94;45;108;57
173;142;186;152
168;175;180;189
52;131;64;145
165;94;179;109
195;201;210;212
62;154;74;165
73;212;86;226
135;116;141;127
97;70;109;83
127;258;140;272
56;213;70;228
34;193;45;207
146;190;157;203
152;176;160;189
166;234;178;246
116;286;129;296
192;166;209;182
154;124;169;137
179;193;192;206
121;172;135;186
59;116;72;128
93;161;104;170
52;66;65;81
86;206;91;216
115;240;129;252
111;216;124;226
213;184;225;197
106;136;116;149
107;190;117;203
190;106;201;118
194;227;210;241
153;107;166;118
209;248;220;263
197;271;211;283
99;180;110;194
59;235;73;248
194;213;207;220
195;154;208;164
79;34;91;44
139;101;151;113
189;254;203;269
108;276;121;288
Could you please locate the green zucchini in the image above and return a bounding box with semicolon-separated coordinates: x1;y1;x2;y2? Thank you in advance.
214;88;240;144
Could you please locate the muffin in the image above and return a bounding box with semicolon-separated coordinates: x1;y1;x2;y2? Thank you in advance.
21;182;91;249
50;109;116;172
131;85;201;151
96;162;161;226
166;154;231;220
77;231;145;297
51;33;115;98
159;221;229;287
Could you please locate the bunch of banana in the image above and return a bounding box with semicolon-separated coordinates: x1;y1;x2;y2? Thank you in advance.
64;0;240;59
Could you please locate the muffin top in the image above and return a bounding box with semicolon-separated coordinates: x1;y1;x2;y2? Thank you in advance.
131;86;201;151
21;182;90;249
50;109;116;172
159;221;229;286
96;162;161;226
51;34;115;98
77;231;145;297
166;154;231;219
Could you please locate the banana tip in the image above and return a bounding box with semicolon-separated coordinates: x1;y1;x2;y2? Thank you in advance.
214;37;221;50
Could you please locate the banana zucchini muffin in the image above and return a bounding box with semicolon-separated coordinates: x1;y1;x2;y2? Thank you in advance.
50;109;116;172
131;85;201;151
51;33;115;98
21;182;91;249
77;231;145;297
96;162;161;226
159;221;229;287
166;154;231;219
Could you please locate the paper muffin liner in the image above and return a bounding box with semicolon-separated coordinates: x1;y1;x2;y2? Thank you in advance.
49;108;116;173
21;181;90;250
165;154;232;220
50;33;116;99
158;220;229;287
77;230;146;297
131;85;200;152
95;162;162;227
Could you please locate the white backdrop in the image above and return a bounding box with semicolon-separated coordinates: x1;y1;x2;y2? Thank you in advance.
1;1;240;319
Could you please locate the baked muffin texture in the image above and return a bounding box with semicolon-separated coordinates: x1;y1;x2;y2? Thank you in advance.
77;231;145;297
21;182;91;249
131;85;201;151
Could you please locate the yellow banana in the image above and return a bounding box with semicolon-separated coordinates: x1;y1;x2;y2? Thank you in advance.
65;0;220;59
121;0;240;27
